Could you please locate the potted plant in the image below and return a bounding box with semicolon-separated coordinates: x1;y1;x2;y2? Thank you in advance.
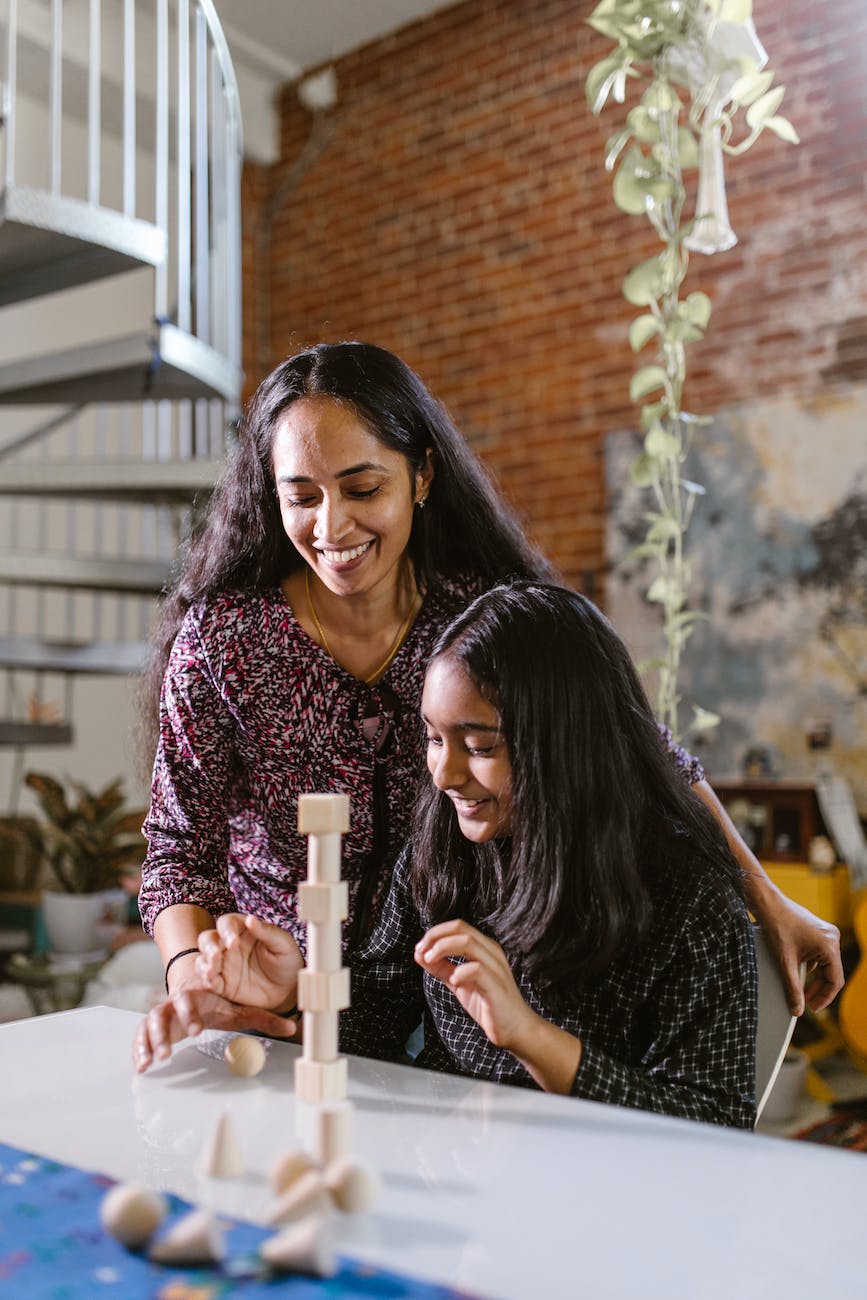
12;772;147;955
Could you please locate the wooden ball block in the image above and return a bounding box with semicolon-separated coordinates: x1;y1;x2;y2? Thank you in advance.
294;1056;347;1103
298;881;349;924
100;1184;167;1249
313;1102;353;1167
224;1034;267;1078
297;793;350;835
325;1158;381;1214
297;967;350;1012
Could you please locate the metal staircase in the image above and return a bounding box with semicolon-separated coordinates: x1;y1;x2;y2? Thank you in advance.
0;0;242;748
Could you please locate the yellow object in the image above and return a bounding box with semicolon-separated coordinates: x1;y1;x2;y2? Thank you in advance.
762;861;852;933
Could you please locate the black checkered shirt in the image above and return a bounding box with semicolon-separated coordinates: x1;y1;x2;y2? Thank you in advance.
340;845;757;1129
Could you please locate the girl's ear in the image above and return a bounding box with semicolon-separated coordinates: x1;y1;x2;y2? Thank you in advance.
415;448;434;505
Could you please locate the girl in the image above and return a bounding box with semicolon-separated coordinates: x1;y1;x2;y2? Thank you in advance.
338;582;757;1126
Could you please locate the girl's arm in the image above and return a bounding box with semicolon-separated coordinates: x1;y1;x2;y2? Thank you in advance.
694;779;843;1014
415;921;582;1094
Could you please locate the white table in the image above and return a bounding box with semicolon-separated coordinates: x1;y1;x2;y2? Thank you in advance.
1;1006;866;1300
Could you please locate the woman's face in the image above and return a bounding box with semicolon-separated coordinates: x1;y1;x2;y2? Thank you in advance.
422;654;513;843
272;396;431;598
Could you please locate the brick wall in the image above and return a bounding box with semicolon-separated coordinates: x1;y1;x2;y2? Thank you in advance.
241;0;867;598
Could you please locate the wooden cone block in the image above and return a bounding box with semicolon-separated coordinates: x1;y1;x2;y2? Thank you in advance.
265;1168;331;1226
259;1213;337;1277
149;1208;226;1265
199;1110;244;1178
307;924;343;975
313;1101;353;1167
303;1010;339;1062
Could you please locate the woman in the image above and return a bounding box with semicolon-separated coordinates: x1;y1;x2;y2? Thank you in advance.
134;343;840;1071
185;584;758;1127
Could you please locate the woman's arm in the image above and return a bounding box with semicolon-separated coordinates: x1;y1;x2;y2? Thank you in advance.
694;779;843;1014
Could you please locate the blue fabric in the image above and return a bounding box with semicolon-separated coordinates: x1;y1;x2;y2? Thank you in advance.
0;1142;475;1299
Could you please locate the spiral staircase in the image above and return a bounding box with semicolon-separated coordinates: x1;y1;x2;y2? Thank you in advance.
0;0;242;751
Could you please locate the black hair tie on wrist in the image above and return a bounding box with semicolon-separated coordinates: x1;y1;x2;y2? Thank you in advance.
164;946;200;993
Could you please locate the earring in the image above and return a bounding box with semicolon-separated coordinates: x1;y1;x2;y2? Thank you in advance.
416;497;426;510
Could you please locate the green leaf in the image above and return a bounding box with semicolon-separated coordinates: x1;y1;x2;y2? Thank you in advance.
629;452;660;488
720;0;753;21
667;321;705;344
630;365;668;402
586;54;624;115
668;610;709;629
689;706;721;734
644;424;679;458
728;69;774;107
647;575;676;604
746;86;786;130
626;541;664;560
637;656;667;674
640;399;668;429
613;148;654;215
677;127;699;169
681;290;712;329
646;514;681;542
642;176;679;204
626;106;660;144
622;256;664;306
629;313;660;352
765;115;800;144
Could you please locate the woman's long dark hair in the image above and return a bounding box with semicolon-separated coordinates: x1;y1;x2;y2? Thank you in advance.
140;342;551;758
411;581;742;992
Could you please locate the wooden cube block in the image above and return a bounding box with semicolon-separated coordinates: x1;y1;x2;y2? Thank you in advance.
298;967;350;1012
298;881;348;924
294;1056;348;1103
297;794;350;835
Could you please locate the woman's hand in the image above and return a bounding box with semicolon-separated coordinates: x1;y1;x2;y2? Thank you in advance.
749;881;843;1014
133;989;296;1074
195;914;303;1013
415;919;582;1093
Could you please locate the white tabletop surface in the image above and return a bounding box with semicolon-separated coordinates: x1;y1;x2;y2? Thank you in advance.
1;1005;866;1300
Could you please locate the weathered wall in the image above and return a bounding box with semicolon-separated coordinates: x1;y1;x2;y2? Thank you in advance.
241;0;867;796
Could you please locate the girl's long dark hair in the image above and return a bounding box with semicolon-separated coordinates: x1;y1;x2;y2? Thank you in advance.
140;342;551;759
411;582;742;992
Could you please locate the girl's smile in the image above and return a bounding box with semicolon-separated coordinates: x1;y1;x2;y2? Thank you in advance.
422;654;513;843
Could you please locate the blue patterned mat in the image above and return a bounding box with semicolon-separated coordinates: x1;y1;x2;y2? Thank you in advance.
0;1141;477;1298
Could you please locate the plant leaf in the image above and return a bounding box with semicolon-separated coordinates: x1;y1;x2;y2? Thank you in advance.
622;256;664;306
629;452;660;488
746;86;786;130
629;313;660;352
644;424;679;458
631;366;668;402
720;0;753;22
764;115;800;144
728;69;774;107
681;290;712;329
613;148;654;215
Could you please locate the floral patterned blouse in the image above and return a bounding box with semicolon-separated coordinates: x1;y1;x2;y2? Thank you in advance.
139;582;705;955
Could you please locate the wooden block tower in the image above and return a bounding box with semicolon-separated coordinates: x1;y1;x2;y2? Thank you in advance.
296;793;352;1162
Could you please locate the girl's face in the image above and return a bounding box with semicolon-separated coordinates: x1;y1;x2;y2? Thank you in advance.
272;396;431;599
422;654;513;843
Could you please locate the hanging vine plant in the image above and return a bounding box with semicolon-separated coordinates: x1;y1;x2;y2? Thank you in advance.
586;0;798;739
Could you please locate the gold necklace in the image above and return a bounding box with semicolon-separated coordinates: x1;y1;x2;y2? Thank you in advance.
305;567;419;685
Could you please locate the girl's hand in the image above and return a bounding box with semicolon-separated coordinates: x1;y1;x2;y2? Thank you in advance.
750;885;843;1014
195;914;303;1013
414;919;535;1052
132;989;296;1074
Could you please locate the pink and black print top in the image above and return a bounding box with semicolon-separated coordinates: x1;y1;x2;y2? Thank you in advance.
139;580;705;953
